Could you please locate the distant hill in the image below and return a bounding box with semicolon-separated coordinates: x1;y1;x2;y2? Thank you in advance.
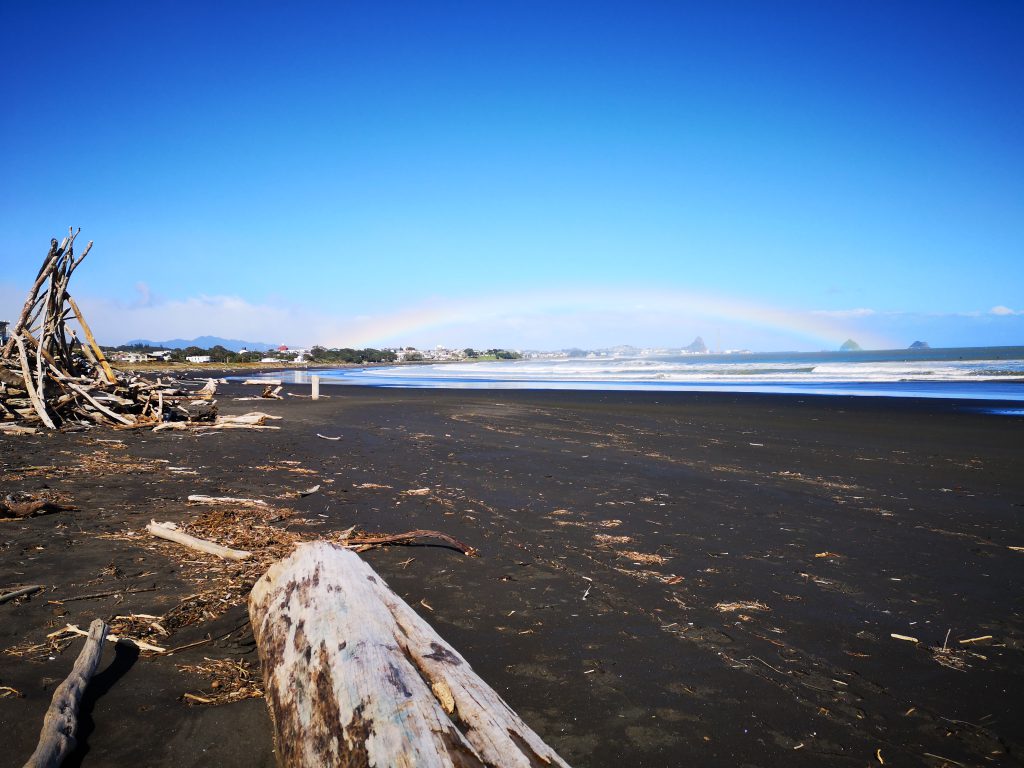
840;339;862;351
123;336;277;352
908;340;930;349
683;336;708;353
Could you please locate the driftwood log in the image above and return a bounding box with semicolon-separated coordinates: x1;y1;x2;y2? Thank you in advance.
0;585;44;604
187;494;268;506
146;520;252;560
249;542;570;768
1;493;76;519
22;618;109;768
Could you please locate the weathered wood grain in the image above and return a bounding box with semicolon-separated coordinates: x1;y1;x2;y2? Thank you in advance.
22;618;108;768
249;542;571;768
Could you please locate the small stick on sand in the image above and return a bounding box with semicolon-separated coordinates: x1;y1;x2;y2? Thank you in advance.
23;618;109;768
316;433;341;441
56;586;157;603
959;635;993;644
147;520;252;561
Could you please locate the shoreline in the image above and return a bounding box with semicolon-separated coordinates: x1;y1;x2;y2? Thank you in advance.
2;385;1022;766
231;364;1024;405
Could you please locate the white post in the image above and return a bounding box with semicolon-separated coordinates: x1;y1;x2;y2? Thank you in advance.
311;375;320;400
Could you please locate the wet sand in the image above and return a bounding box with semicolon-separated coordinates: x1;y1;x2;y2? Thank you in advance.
2;383;1022;767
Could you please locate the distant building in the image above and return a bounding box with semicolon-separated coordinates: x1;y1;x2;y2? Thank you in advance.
109;351;148;363
186;355;211;363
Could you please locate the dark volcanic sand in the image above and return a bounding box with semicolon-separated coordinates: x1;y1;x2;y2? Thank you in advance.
2;383;1022;767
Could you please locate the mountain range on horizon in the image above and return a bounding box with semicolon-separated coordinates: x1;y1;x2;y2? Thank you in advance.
123;336;277;352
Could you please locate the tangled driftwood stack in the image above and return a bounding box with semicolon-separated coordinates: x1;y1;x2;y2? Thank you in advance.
0;230;216;433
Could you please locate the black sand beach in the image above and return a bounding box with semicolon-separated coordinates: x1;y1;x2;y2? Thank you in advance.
2;383;1022;767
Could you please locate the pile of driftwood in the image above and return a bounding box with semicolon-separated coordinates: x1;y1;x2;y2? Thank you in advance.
0;231;217;433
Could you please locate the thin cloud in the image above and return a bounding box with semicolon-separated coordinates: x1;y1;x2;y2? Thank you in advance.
810;308;877;318
990;305;1022;316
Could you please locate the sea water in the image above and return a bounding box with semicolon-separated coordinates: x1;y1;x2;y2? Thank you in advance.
264;346;1024;402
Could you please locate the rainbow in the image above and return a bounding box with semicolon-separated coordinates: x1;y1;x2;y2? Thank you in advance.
333;287;897;351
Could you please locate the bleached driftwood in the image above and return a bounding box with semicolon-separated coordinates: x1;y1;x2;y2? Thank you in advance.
187;494;268;506
0;423;39;435
249;542;570;768
48;623;166;654
22;618;108;768
219;411;281;424
147;520;252;561
1;233;236;432
196;378;218;396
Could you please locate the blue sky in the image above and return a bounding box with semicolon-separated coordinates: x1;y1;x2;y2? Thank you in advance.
2;1;1022;351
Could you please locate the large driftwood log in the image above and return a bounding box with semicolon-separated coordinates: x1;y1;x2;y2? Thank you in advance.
22;618;108;768
249;542;570;768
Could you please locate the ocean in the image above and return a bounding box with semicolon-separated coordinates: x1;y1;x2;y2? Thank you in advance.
261;346;1024;404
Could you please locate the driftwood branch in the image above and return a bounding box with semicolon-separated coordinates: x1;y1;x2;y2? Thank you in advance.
147;520;252;560
0;494;76;519
187;494;268;507
67;295;116;384
48;623;166;654
249;542;569;767
0;585;44;604
346;529;478;556
22;618;108;768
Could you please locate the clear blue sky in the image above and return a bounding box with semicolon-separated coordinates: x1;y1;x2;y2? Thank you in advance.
2;1;1022;350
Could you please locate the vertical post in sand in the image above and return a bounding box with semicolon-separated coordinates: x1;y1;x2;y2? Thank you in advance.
310;375;320;400
23;618;109;768
249;542;571;768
